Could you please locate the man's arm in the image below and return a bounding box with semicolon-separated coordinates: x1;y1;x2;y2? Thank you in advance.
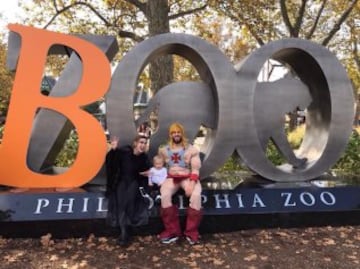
189;145;201;176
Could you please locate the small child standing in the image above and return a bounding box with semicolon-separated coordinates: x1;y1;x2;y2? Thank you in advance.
148;155;167;203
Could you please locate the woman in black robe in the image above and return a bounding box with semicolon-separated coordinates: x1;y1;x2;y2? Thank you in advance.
105;135;151;246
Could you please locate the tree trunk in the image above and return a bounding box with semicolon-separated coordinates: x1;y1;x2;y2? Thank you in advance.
147;0;174;93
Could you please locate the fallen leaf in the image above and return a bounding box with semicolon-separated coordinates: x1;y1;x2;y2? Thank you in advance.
152;256;160;262
49;255;59;261
118;253;128;260
340;232;347;238
189;252;201;258
188;261;198;267
142;236;152;242
41;233;54;248
86;243;96;249
275;231;289;237
98;237;108;243
71;254;79;260
192;245;203;251
5;255;17;263
79;260;88;267
323;238;336;246
87;234;95;243
244;253;257;261
213;258;224;265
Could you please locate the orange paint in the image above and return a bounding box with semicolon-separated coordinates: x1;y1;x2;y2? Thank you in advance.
0;24;110;188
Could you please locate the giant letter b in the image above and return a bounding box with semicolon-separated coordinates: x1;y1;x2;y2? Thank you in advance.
0;24;110;188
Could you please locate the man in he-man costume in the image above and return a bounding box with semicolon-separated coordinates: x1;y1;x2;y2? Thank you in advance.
158;122;202;244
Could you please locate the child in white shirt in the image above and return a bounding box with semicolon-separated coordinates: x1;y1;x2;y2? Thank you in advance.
148;155;167;187
148;155;167;203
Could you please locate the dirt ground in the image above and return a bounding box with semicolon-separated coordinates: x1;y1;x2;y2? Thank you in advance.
0;224;359;269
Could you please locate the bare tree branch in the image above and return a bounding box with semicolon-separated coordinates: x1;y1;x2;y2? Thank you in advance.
168;4;207;20
43;1;111;29
305;0;327;39
52;0;58;12
118;30;144;42
280;0;295;36
293;0;308;36
322;0;359;46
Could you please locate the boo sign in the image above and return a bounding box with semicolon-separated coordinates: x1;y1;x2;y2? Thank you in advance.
0;24;355;188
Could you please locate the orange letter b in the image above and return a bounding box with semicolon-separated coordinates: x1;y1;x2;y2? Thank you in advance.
0;24;110;188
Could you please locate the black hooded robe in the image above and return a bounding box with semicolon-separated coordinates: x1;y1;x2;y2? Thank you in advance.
105;145;151;228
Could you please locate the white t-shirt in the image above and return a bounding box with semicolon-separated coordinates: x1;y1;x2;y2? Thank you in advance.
149;167;167;186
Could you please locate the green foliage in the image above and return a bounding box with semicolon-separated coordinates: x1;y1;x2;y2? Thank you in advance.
265;140;286;166
220;125;360;175
54;130;79;167
0;125;3;140
35;125;360;176
333;129;360;175
0;42;14;119
265;125;305;166
217;152;248;172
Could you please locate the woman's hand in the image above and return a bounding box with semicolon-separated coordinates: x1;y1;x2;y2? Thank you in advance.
139;170;150;176
110;136;119;150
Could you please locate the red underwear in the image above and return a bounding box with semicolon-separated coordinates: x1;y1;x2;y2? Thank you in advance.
168;173;190;184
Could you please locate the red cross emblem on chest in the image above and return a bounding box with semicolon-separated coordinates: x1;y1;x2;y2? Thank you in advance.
171;153;181;163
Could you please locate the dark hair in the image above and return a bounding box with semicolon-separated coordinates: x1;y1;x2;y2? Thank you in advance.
132;135;148;148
